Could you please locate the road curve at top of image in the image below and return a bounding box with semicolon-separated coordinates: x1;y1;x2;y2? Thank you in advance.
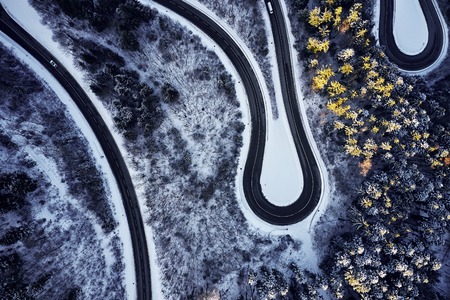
379;0;446;71
153;0;322;225
0;6;152;300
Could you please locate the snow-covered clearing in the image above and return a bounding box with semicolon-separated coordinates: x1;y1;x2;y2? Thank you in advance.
393;0;428;55
372;0;449;75
261;119;303;205
1;2;137;298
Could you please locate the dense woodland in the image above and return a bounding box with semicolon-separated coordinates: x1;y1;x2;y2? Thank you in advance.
285;0;450;298
0;45;125;299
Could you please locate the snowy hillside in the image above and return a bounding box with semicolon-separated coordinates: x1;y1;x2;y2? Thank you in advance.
0;43;128;299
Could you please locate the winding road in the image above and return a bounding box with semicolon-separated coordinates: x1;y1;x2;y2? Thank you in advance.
0;5;152;300
379;0;446;71
4;0;447;297
154;0;322;225
1;0;325;298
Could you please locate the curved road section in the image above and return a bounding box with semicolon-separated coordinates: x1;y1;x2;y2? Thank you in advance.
0;6;152;300
379;0;446;71
154;0;321;225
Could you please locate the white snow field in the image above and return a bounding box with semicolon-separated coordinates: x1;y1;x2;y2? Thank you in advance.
393;0;428;55
373;0;449;75
260;118;303;206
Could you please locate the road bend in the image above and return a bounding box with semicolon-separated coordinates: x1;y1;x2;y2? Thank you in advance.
153;0;321;225
379;0;445;71
0;5;151;300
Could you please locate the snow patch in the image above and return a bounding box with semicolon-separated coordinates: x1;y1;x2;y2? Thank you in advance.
372;0;449;75
393;0;428;55
260;118;303;206
144;226;165;300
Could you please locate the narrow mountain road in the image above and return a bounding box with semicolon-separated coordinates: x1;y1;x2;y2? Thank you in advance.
153;0;322;225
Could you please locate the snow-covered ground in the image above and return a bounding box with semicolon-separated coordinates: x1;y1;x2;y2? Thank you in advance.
373;0;449;75
144;227;164;300
1;1;137;298
260;119;303;206
393;0;428;55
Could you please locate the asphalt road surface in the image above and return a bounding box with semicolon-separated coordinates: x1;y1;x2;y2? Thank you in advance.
155;0;322;225
0;6;152;300
379;0;445;70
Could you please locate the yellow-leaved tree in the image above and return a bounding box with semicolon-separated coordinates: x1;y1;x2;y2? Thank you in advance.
307;37;330;53
328;80;347;97
308;7;323;27
311;66;334;91
339;63;353;75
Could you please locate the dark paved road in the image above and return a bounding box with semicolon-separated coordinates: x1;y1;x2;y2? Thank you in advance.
0;6;152;300
379;0;445;71
154;0;321;225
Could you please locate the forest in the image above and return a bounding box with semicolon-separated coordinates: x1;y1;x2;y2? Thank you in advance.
286;0;450;298
0;44;126;299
